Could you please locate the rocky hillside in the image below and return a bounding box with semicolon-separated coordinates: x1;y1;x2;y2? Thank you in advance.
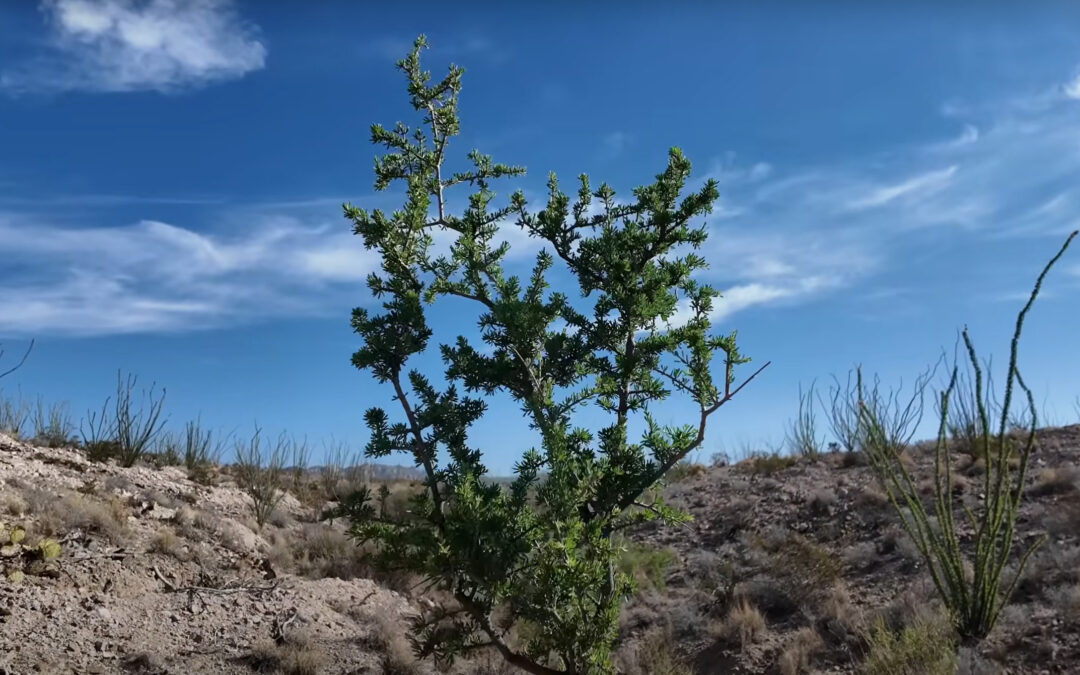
1;427;1078;674
616;426;1080;675
0;433;419;675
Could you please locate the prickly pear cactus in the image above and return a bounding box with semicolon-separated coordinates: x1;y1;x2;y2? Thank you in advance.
0;520;61;582
35;539;61;560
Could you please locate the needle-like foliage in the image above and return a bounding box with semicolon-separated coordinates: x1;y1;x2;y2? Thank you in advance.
328;36;765;674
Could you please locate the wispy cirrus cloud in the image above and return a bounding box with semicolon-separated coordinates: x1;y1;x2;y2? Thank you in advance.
8;57;1080;336
1;0;266;95
0;184;552;337
0;215;377;336
845;165;958;211
1063;70;1080;100
682;66;1080;323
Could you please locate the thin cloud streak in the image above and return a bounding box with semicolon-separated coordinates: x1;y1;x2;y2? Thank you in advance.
0;215;378;336
678;70;1080;323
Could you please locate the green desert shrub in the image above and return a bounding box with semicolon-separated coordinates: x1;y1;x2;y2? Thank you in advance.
744;451;797;475
0;390;29;439
234;425;288;529
81;371;167;467
617;540;677;592
31;397;73;448
860;231;1076;641
786;381;823;459
819;370;864;454
325;35;766;674
180;417;224;480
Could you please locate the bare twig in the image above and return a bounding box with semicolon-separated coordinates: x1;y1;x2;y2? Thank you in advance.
0;339;33;380
152;564;279;596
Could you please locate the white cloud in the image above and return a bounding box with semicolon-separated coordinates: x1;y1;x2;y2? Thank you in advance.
2;0;266;94
953;124;979;146
0;215;377;336
659;275;838;331
746;162;773;182
930;124;979;152
706;153;772;185
1063;72;1080;100
846;166;958;211
711;276;836;321
679;75;1080;323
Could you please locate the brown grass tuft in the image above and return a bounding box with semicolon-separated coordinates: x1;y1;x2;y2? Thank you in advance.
32;490;130;544
713;597;766;649
1029;466;1080;498
778;627;825;675
147;527;187;560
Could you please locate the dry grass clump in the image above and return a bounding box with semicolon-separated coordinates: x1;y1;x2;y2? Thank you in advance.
778;627;825;675
860;613;956;675
263;521;370;580
1041;581;1080;623
843;541;883;572
0;491;28;517
147;527;188;561
103;474;131;493
879;525;922;568
712;597;766;649
616;628;693;675
275;643;326;675
246;633;327;675
807;488;838;516
171;505;218;540
31;490;130;544
815;584;866;650
1029;465;1080;498
1010;542;1080;604
667;458;707;483
1039;494;1080;539
741;452;798;475
753;529;841;606
366;614;429;675
854;482;890;511
666;601;712;643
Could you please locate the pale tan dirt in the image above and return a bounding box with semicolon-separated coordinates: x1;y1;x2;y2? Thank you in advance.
0;433;413;675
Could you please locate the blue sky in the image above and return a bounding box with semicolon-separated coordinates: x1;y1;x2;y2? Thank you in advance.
2;1;1080;473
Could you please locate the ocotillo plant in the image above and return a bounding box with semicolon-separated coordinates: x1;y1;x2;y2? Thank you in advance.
328;35;765;675
0;340;32;381
860;230;1076;642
